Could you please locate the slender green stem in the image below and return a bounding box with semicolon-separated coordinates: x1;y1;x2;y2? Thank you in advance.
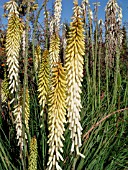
123;80;128;118
72;157;78;170
94;23;98;109
88;6;94;112
112;46;120;106
44;3;49;49
0;79;2;113
91;28;95;112
22;2;30;169
40;2;49;167
105;42;110;107
84;21;90;106
98;31;102;109
32;4;44;84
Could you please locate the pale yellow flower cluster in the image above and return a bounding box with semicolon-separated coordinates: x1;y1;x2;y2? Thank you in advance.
38;50;50;111
65;1;85;158
47;63;66;170
34;45;41;73
49;34;60;65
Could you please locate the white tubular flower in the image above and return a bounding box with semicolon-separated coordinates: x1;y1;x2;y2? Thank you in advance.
49;18;54;36
13;93;29;149
54;0;62;32
84;0;89;4
88;8;93;20
105;0;123;67
81;0;89;11
44;10;50;25
81;0;89;7
119;30;123;45
13;103;23;149
98;19;104;26
62;24;67;50
105;0;122;19
4;0;19;19
65;1;85;158
117;7;122;25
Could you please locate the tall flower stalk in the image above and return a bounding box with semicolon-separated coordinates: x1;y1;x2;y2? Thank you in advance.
38;50;50;111
84;2;94;110
81;0;91;110
105;0;122;68
47;63;66;170
98;19;103;108
92;2;101;110
22;2;31;169
65;1;85;157
25;89;30;131
49;0;62;69
54;0;62;34
43;1;49;49
5;1;23;95
34;45;41;73
105;0;122;106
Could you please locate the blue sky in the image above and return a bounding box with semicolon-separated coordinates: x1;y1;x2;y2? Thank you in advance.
0;0;128;27
59;0;128;24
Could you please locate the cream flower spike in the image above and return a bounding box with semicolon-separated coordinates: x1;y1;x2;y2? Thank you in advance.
13;101;24;149
65;1;85;158
13;90;29;149
54;0;62;32
49;18;54;36
105;0;122;67
6;13;23;94
4;0;19;19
